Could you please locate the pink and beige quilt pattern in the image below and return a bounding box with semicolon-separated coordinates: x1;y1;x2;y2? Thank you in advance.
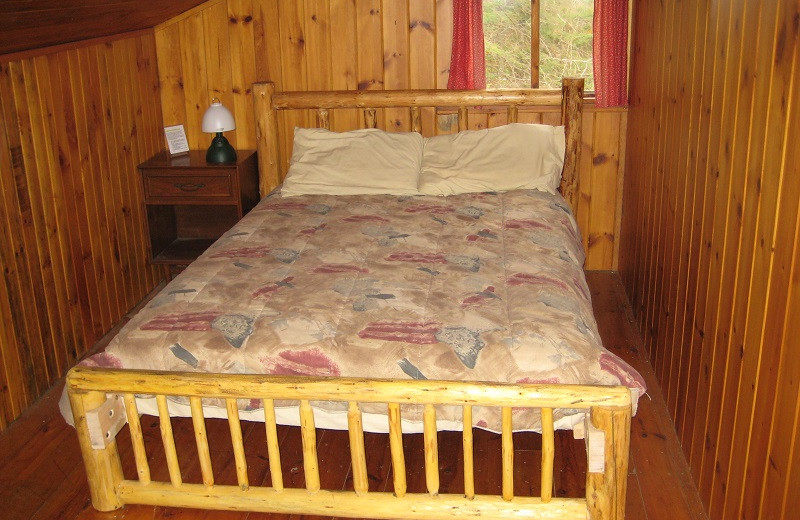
83;190;645;430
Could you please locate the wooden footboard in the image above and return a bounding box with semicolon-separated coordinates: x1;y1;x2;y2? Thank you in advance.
67;367;630;519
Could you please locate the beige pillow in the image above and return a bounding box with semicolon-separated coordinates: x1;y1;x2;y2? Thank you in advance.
418;123;565;196
281;127;423;197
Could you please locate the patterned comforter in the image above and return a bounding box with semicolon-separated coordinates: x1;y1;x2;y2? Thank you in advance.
81;189;645;431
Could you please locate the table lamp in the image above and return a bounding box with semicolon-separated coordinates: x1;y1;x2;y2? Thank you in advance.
202;98;237;163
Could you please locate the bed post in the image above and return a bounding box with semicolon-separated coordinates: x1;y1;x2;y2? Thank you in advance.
68;386;124;511
253;81;281;197
586;405;631;519
560;78;584;212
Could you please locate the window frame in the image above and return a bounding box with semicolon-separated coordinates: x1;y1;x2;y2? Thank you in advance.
531;0;541;88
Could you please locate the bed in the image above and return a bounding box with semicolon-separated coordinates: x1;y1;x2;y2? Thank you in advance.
66;78;644;519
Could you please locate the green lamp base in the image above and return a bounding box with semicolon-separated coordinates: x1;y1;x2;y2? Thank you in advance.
206;132;237;164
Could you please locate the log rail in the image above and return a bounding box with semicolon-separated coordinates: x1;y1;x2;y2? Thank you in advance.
67;367;631;519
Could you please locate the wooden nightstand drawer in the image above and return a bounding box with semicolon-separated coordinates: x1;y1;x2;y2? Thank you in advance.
144;174;233;199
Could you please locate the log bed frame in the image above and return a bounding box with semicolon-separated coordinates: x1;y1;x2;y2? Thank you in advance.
67;78;634;519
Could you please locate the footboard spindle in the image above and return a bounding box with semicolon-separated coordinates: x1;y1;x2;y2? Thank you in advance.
541;407;555;502
299;400;321;492
348;402;369;495
262;398;284;491
189;397;214;487
387;402;407;498
124;393;151;485
155;395;181;487
226;398;249;490
462;405;475;500
501;406;514;501
423;404;439;496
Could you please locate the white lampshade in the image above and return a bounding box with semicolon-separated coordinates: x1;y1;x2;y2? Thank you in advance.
202;99;236;133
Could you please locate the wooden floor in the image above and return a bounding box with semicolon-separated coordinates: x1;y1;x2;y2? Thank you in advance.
0;272;707;520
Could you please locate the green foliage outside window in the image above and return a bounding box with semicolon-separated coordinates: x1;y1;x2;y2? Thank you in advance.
484;0;595;90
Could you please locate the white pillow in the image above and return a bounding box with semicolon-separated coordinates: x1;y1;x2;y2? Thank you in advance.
418;123;565;196
280;127;423;197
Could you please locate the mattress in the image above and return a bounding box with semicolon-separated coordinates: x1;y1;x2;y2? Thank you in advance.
66;189;645;432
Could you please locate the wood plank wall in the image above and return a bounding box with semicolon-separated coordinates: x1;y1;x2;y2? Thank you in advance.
153;0;626;270
0;34;164;431
620;0;800;518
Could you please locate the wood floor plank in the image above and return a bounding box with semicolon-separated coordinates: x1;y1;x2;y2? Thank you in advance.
282;428;356;520
587;271;707;520
553;431;587;499
511;432;540;498
472;428;502;496
400;431;427;495
626;471;649;520
0;272;705;520
630;395;694;520
436;430;464;495
0;382;71;470
29;462;92;520
185;416;259;520
362;431;393;493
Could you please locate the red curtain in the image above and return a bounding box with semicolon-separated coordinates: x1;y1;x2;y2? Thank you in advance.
448;0;486;90
593;0;628;107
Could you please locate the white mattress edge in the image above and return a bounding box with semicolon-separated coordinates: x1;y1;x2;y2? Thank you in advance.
60;387;599;434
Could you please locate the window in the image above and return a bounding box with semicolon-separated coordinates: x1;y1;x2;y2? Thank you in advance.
484;0;595;90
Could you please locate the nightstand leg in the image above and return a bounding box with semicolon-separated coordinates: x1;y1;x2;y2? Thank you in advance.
163;264;172;283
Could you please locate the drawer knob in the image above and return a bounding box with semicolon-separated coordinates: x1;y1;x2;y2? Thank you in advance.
174;182;206;192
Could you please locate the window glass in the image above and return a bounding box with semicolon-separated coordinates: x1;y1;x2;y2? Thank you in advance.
484;0;532;89
483;0;594;91
540;0;594;89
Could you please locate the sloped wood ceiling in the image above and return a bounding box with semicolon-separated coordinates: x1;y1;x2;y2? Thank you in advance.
0;0;208;56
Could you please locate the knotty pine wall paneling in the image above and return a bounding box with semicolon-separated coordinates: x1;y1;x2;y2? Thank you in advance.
154;0;626;270
620;0;800;517
0;34;164;431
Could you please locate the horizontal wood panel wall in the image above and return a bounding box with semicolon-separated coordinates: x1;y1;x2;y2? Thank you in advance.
154;0;626;270
620;0;800;518
0;34;164;431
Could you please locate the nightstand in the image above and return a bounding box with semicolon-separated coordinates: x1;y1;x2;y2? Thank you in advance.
139;150;258;279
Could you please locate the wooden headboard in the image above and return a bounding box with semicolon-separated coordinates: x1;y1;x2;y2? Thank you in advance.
252;78;584;210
